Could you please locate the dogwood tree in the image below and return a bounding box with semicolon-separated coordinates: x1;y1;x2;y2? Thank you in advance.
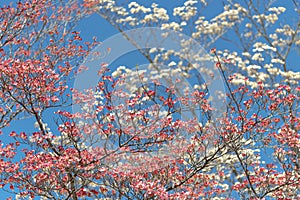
0;0;299;199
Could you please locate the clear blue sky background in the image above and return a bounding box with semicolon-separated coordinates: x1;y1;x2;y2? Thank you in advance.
0;0;298;199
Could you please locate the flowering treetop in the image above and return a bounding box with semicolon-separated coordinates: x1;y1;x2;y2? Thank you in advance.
0;0;299;199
